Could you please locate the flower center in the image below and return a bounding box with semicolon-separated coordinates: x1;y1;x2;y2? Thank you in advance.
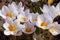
48;0;53;4
6;12;12;18
51;26;56;32
26;27;32;32
8;24;16;31
41;22;48;26
21;16;27;22
33;18;37;22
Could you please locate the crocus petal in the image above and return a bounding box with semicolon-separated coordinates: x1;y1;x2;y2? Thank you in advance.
49;29;59;35
4;30;11;35
48;6;58;19
48;22;60;35
3;22;9;30
40;5;49;13
18;2;24;14
0;10;6;19
5;17;13;24
31;0;39;2
18;2;23;8
8;3;18;16
2;5;10;15
11;2;17;8
43;13;53;23
24;9;30;16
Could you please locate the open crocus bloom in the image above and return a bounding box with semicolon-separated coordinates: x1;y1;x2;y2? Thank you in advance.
29;13;39;25
40;5;59;19
33;33;43;40
44;3;60;19
17;2;30;23
17;9;30;23
36;13;53;29
1;2;18;20
3;17;22;36
31;0;39;2
22;22;36;34
48;22;60;35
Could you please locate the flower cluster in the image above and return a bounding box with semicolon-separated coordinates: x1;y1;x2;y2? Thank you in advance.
1;2;36;36
0;0;60;37
40;3;60;35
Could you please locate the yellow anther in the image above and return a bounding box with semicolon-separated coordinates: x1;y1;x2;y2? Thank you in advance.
26;27;32;32
9;24;16;31
6;12;12;18
41;22;48;27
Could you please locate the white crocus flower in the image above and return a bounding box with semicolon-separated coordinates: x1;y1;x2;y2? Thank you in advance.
3;17;22;36
48;22;60;35
1;2;18;20
29;13;39;25
33;33;43;40
40;5;59;19
36;13;53;29
17;9;30;23
31;0;40;2
17;2;30;23
22;22;36;34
